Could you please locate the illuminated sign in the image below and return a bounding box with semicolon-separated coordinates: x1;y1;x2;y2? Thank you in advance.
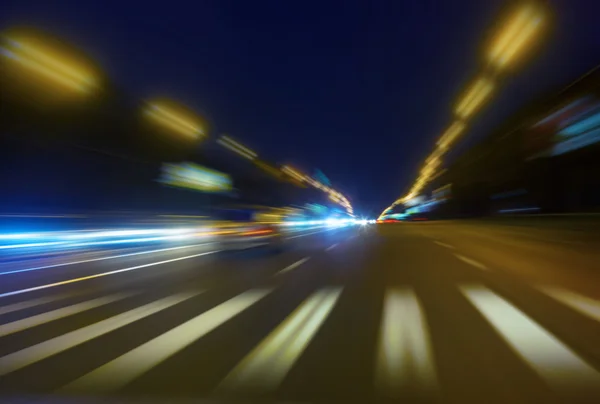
158;162;232;193
527;96;600;159
404;195;425;207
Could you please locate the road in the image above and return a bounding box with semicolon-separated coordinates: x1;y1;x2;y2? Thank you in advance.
1;221;600;404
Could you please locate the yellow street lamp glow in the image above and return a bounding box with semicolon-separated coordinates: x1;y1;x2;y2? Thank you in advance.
426;148;445;164
219;135;258;160
146;103;205;140
489;4;544;68
217;140;255;160
282;166;305;182
437;121;467;149
1;34;97;94
382;4;545;216
422;155;441;173
455;78;494;119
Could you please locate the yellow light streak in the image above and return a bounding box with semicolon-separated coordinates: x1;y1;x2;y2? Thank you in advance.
456;78;494;118
2;36;97;94
437;121;467;149
489;5;544;68
220;136;257;158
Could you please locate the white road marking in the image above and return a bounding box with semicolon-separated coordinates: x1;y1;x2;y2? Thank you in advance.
461;284;600;389
275;257;310;276
0;243;214;277
0;294;75;316
218;287;342;392
326;243;338;252
0;291;201;376
375;288;437;396
0;250;219;299
61;289;271;392
0;293;132;337
454;254;487;271
433;241;454;249
538;286;600;323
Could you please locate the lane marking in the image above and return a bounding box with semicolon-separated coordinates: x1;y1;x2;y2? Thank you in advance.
217;287;342;392
0;291;201;376
0;293;133;337
61;289;271;392
538;287;600;323
325;243;338;252
433;241;454;249
0;243;214;277
0;250;219;300
454;254;487;271
460;284;600;389
0;294;75;316
274;257;310;276
375;288;437;396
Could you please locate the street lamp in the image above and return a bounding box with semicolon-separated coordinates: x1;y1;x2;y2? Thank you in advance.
1;30;98;96
217;135;257;160
437;121;467;150
455;78;494;119
488;3;544;69
145;101;205;140
281;165;305;182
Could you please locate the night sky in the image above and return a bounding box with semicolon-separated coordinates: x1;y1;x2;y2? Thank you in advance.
2;0;599;216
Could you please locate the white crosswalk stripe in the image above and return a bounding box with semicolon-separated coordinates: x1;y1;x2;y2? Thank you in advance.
375;288;437;396
0;293;133;337
538;286;600;323
460;284;600;390
0;293;75;316
217;287;342;392
0;291;201;376
0;282;599;398
61;289;272;392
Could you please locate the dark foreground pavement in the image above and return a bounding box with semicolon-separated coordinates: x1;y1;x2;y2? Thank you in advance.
1;221;600;404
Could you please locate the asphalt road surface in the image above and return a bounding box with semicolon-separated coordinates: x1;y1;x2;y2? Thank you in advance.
1;221;600;404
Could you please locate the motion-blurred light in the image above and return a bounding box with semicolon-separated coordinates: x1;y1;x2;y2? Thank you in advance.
455;78;494;119
1;29;99;98
145;101;206;140
489;4;545;69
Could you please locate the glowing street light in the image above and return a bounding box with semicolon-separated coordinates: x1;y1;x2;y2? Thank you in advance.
437;121;467;150
1;31;98;95
426;147;445;164
217;135;257;160
145;101;205;140
282;165;306;182
488;3;544;69
455;78;494;119
280;165;353;214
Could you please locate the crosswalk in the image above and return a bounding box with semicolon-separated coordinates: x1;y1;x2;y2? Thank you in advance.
62;289;271;393
375;288;437;397
217;287;342;393
461;284;600;390
1;281;600;400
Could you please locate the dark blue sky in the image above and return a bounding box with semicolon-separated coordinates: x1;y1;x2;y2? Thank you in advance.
2;0;599;215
